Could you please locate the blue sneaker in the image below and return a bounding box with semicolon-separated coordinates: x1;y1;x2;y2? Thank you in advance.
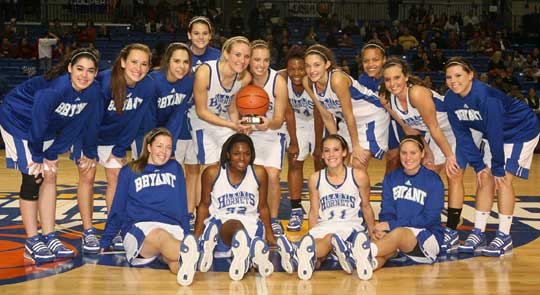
198;220;219;272
287;208;303;232
272;221;284;237
351;231;373;280
82;228;100;254
177;234;200;286
229;229;251;281
481;231;513;257
112;234;124;251
296;234;316;280
250;237;273;277
458;228;486;253
331;234;354;274
440;227;459;253
277;235;298;273
24;234;55;264
43;232;75;258
189;213;196;232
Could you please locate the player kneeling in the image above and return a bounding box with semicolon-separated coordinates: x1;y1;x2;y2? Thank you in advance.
100;128;199;286
277;134;376;280
194;133;276;281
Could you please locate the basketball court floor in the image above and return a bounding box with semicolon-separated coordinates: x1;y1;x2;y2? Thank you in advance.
1;151;540;294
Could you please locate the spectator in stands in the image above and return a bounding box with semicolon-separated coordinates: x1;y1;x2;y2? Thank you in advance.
524;53;540;82
444;16;460;34
146;19;161;33
66;22;80;45
343;18;360;35
78;20;97;43
49;19;65;39
501;66;520;93
304;26;318;46
491;31;510;52
423;75;433;89
340;58;351;74
466;32;486;56
411;46;426;71
430;49;447;72
488;50;505;78
448;30;461;49
38;32;59;72
15;37;35;59
230;9;244;36
382;29;401;54
463;11;479;29
360;20;372;42
98;24;110;40
338;33;353;48
398;28;418;50
0;37;16;58
161;17;176;33
479;72;489;84
526;88;540;114
429;30;448;49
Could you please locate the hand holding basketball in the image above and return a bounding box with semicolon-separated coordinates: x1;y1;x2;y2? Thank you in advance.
236;85;269;117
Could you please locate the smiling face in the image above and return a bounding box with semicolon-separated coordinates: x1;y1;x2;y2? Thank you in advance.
121;49;150;86
305;53;330;83
321;138;347;168
399;140;424;175
147;135;173;166
362;47;385;78
445;65;474;97
287;58;306;86
227;142;252;172
166;48;190;82
68;57;97;92
188;22;211;51
249;47;270;78
223;42;250;74
383;65;408;98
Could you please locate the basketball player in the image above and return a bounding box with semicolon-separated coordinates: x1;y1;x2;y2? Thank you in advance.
444;57;540;256
354;135;446;278
0;48;101;263
247;40;288;237
194;133;275;281
358;40;404;175
277;134;376;280
75;43;156;252
302;44;390;171
183;16;222;231
100;128;199;286
279;45;324;232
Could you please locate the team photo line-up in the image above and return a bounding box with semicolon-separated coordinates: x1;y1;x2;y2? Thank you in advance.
0;15;538;286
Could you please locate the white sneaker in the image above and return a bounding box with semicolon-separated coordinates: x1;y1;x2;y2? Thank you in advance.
351;231;373;280
229;229;251;281
250;237;274;277
277;235;297;273
198;220;219;272
331;234;354;274
296;234;316;280
177;234;200;286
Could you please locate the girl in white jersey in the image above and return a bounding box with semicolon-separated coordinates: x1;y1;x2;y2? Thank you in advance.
280;45;324;232
302;44;390;172
248;40;289;237
277;134;376;280
194;133;275;281
380;58;491;251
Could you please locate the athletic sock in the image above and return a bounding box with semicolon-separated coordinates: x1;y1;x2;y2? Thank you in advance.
290;199;302;209
474;210;490;232
498;214;513;235
446;207;463;229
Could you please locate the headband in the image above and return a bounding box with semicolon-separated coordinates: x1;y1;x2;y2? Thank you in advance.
70;51;98;64
446;60;469;69
250;41;269;49
362;43;386;54
305;49;328;61
399;137;424;150
188;16;212;30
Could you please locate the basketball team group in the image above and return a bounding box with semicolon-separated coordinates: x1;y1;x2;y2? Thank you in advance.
0;15;539;286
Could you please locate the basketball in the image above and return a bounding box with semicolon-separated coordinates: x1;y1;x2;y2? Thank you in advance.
236;85;269;116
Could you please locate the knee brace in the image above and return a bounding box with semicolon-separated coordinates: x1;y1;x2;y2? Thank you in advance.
19;173;43;201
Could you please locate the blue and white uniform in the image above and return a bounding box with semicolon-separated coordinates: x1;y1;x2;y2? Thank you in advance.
132;70;193;161
359;73;404;151
286;74;316;161
250;69;287;169
380;166;445;263
0;74;101;174
314;70;390;159
207;164;264;239
100;159;189;266
92;70;157;168
445;79;540;178
191;46;221;71
309;166;366;241
188;60;242;164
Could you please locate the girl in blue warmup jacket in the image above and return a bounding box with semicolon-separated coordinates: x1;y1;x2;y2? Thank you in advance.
100;127;199;286
76;43;157;253
0;48;101;263
444;57;540;256
356;135;445;278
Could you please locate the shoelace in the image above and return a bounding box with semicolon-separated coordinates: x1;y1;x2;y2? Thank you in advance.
465;234;482;245
488;237;505;248
290;214;302;225
272;223;283;233
30;241;50;253
84;234;99;246
47;238;67;252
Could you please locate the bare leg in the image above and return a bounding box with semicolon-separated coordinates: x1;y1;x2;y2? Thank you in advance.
20;199;39;237
373;228;417;268
476;171;495;212
384;148;400;175
496;173;514;215
287;158;304;204
266;167;282;219
104;167;121;212
185;164;200;213
220;219;245;246
314;234;333;268
39;170;57;235
77;166;97;230
139;228;181;273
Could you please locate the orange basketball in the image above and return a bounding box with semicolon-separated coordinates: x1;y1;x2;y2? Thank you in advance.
236;85;269;116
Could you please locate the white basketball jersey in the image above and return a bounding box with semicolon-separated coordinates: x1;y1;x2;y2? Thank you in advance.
390;88;451;133
189;60;243;129
316;166;364;223
209;164;260;218
287;75;315;124
258;68;286;133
